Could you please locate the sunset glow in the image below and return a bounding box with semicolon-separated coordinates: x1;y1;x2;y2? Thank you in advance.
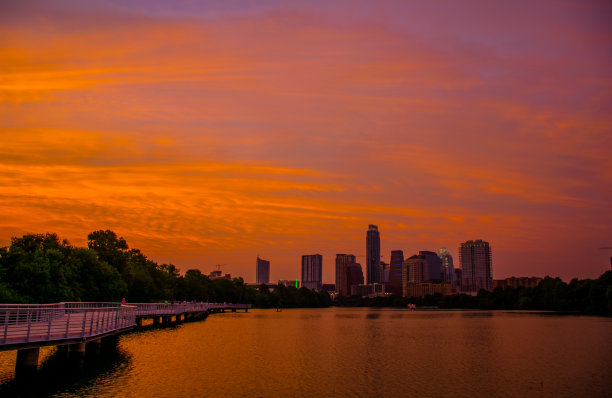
1;0;611;282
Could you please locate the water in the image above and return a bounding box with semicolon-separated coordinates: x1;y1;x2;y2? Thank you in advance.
1;308;611;397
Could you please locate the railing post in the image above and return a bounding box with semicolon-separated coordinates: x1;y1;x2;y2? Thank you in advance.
47;308;53;340
3;309;9;344
90;310;95;335
25;309;32;342
64;307;71;338
81;308;87;338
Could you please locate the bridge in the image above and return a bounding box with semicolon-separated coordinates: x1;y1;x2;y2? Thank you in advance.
0;301;250;377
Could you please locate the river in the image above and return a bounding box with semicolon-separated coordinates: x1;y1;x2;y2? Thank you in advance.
0;308;611;397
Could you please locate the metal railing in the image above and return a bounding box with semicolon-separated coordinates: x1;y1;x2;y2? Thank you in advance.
0;303;135;346
0;301;251;348
131;302;251;317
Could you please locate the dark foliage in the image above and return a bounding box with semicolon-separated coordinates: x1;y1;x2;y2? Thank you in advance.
0;231;331;308
334;272;612;316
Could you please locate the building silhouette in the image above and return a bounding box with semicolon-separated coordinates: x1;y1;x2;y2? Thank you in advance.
366;225;381;284
346;262;364;295
438;248;456;285
459;240;492;291
335;254;364;296
256;256;270;285
388;250;404;295
335;254;356;296
403;251;442;290
404;254;427;284
419;251;442;282
380;261;389;283
301;254;323;291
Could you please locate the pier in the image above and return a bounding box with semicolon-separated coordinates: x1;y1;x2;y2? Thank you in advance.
0;301;250;377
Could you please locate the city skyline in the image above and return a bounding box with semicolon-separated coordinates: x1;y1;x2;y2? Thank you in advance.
1;0;611;284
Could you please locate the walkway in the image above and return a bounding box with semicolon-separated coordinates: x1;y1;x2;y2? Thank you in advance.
0;301;250;351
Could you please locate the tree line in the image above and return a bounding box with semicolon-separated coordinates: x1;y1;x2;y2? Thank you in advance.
0;231;330;308
336;272;612;316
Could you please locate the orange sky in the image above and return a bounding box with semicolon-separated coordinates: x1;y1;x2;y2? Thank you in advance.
1;0;611;283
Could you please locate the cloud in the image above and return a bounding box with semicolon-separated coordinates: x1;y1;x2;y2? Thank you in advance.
1;0;610;281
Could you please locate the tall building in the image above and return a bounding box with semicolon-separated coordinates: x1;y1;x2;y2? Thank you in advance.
455;269;462;289
301;254;323;291
380;261;390;284
366;224;381;284
335;254;356;296
459;240;492;292
438;248;456;285
346;262;364;295
419;251;442;282
405;254;428;283
256;256;270;285
388;250;404;295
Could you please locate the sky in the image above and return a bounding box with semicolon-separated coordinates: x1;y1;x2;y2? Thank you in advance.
1;0;611;283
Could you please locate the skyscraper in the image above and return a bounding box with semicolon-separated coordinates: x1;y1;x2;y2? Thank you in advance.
256;256;270;285
301;254;323;291
335;254;357;296
388;250;404;295
346;262;364;295
438;248;456;285
419;251;442;282
366;224;381;284
380;261;389;283
459;240;492;291
405;254;428;283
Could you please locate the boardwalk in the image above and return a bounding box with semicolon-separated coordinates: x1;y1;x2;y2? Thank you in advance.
0;301;250;351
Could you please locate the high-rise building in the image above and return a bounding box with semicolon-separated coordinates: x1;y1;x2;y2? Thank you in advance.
301;254;323;291
403;251;441;286
455;269;462;289
380;261;390;284
438;248;456;285
346;262;364;295
388;250;404;295
404;254;427;284
459;240;493;291
335;254;356;296
366;225;381;284
256;256;270;285
419;251;442;282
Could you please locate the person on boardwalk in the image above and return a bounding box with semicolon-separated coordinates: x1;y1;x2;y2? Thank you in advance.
121;298;126;305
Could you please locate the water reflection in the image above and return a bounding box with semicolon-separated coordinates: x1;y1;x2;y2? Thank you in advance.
0;309;610;397
0;339;131;398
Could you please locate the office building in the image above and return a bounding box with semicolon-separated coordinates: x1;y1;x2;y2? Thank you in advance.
351;283;386;298
404;254;427;284
301;254;323;291
419;251;442;282
404;283;452;298
460;240;493;291
438;248;456;285
455;269;462;289
388;250;404;295
380;261;390;283
256;256;270;285
366;225;381;284
346;262;364;295
278;279;300;288
335;254;356;296
492;277;542;290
